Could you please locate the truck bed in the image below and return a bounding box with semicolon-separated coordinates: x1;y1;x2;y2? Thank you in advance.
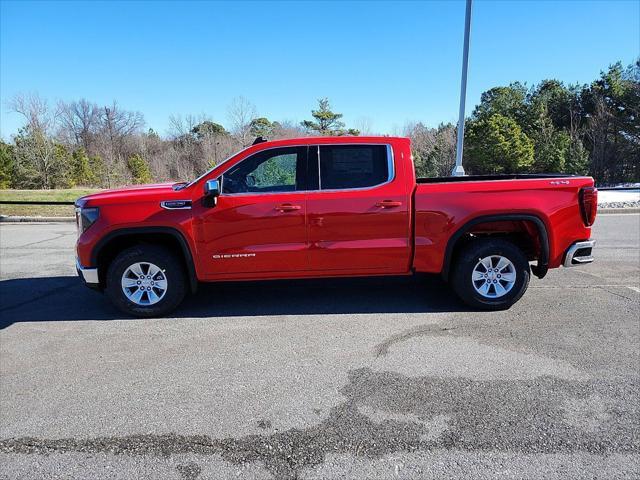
412;174;594;275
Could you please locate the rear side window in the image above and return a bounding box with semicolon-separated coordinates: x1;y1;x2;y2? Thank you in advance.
319;145;390;190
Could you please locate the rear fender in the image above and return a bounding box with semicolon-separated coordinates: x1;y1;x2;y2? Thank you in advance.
442;214;550;280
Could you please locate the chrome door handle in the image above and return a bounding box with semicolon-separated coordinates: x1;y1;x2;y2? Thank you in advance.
275;204;302;212
375;200;402;208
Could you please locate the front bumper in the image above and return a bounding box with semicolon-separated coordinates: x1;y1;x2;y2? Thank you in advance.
563;240;596;267
76;258;100;286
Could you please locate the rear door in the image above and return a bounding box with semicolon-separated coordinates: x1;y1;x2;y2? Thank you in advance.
194;146;309;276
306;143;411;273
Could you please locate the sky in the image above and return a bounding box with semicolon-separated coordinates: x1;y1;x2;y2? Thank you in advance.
1;0;638;139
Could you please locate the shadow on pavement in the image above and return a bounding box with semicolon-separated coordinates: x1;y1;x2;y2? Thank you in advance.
0;274;467;328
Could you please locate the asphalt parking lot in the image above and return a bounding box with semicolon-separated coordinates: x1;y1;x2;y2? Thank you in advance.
0;214;638;479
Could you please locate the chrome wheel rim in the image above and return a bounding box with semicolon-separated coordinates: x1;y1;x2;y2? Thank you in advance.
472;255;516;299
121;262;167;306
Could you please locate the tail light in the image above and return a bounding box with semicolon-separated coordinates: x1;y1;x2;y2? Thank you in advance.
579;187;598;226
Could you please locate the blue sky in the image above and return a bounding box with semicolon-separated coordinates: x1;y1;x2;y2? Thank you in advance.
1;0;638;139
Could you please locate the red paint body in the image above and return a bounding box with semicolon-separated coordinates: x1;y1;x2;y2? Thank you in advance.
76;136;595;283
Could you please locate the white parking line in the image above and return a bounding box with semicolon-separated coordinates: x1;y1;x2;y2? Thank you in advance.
530;285;638;289
598;212;640;216
572;268;610;281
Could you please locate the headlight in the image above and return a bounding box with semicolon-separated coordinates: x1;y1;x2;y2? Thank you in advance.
77;207;99;233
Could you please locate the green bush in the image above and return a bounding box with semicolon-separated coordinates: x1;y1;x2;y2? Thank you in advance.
127;154;152;184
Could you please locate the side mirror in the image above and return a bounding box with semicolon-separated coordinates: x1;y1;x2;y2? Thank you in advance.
204;179;220;197
246;175;256;188
203;179;221;207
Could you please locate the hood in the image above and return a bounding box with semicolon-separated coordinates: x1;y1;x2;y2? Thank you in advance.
76;183;186;207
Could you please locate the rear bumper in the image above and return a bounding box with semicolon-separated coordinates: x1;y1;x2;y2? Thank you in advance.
76;258;100;287
563;240;596;267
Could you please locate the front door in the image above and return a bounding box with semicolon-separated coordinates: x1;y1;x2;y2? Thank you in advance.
194;146;309;277
306;144;411;273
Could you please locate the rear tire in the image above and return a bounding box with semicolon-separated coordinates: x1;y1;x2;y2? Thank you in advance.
105;245;186;317
451;238;530;310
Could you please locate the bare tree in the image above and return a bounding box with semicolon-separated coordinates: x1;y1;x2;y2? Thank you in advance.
100;102;144;138
7;93;63;188
7;93;56;134
201;134;239;169
227;96;257;146
57;98;100;149
404;121;455;177
271;119;307;139
96;102;145;187
585;96;611;182
167;113;200;140
354;116;374;135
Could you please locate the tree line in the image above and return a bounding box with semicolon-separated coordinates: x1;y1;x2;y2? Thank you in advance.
407;60;638;183
0;59;637;189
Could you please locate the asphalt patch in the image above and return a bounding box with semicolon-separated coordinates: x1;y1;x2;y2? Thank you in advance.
1;368;637;480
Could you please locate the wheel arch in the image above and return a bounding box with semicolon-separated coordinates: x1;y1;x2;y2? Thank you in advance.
92;227;198;293
441;214;550;281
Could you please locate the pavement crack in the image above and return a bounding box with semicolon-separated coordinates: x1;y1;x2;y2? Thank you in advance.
374;324;458;357
598;286;635;301
16;233;71;248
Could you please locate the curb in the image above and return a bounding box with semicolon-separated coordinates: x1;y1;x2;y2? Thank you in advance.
0;215;75;223
598;208;640;214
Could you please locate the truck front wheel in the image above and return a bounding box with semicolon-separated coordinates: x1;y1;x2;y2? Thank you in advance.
451;238;530;310
105;245;187;317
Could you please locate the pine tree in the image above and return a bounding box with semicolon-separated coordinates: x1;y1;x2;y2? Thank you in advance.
70;148;94;186
0;141;15;189
464;114;534;174
301;98;347;135
127;154;152;184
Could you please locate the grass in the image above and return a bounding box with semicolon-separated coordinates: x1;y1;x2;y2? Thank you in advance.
0;188;99;203
0;204;76;217
0;188;101;217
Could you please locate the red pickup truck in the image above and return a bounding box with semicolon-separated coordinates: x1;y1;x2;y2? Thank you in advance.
75;136;597;317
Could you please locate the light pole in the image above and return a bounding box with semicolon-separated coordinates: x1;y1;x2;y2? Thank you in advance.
452;0;473;176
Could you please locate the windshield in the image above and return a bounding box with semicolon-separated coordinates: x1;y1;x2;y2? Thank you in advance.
176;144;254;190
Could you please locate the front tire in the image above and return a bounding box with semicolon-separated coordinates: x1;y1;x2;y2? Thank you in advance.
105;245;186;317
451;238;530;310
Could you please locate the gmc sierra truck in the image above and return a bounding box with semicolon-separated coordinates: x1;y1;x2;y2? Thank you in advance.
75;136;597;317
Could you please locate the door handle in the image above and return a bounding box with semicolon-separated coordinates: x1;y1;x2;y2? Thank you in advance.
275;204;302;212
375;200;402;208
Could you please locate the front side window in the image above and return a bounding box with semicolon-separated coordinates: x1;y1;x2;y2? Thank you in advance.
222;147;305;194
319;145;390;190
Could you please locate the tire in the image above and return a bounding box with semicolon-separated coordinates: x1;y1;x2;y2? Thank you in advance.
105;245;187;317
451;238;530;311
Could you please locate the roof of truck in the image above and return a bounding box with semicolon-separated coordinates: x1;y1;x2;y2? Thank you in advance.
253;136;409;147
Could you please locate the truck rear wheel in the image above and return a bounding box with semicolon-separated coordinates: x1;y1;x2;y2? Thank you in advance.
451;238;530;310
105;245;186;317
